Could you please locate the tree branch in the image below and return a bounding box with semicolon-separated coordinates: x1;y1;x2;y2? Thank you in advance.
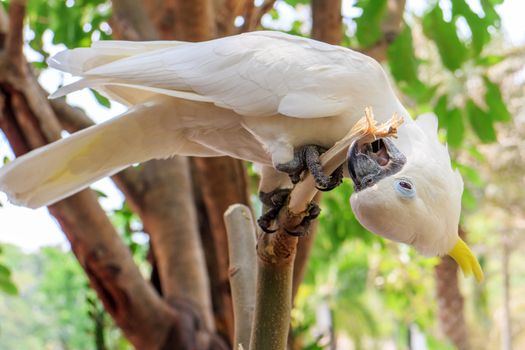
193;157;249;341
224;204;257;350
250;226;297;350
361;0;406;62
50;95;218;333
0;3;227;348
49;98;95;132
5;0;26;67
243;0;276;32
0;51;221;350
291;194;320;299
138;159;217;332
214;0;245;36
174;0;217;41
251;109;402;348
311;0;342;44
111;0;158;40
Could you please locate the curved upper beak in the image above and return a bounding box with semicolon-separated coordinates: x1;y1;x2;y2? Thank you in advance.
347;138;406;191
447;238;484;283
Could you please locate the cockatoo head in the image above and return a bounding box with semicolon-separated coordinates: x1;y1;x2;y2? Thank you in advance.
347;114;483;282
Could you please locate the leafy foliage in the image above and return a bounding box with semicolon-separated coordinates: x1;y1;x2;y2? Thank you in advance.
293;0;511;347
1;0;513;348
422;4;469;71
26;0;111;65
354;0;388;47
0;245;131;349
0;245;17;296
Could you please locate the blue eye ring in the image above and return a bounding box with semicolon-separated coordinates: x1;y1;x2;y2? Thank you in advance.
394;178;416;198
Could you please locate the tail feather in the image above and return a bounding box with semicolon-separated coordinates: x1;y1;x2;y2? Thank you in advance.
47;40;184;75
0;98;215;208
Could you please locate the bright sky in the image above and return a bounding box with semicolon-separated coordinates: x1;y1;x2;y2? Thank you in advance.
0;0;523;252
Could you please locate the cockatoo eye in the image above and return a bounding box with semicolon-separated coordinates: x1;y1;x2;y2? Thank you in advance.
394;178;416;198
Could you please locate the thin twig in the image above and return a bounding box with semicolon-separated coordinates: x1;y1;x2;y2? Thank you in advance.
250;227;297;350
224;204;257;350
249;108;402;350
5;0;26;66
243;0;276;32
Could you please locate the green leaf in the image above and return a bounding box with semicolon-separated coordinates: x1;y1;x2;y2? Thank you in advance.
433;95;464;147
90;89;111;108
94;189;108;198
476;54;504;66
354;0;388;47
387;24;419;84
483;76;511;122
422;5;468;71
466;100;497;143
0;264;11;278
401;81;437;104
434;94;449;129
283;0;309;6
0;277;18;295
462;186;477;210
451;0;490;55
445;108;465;148
456;163;484;187
480;0;502;27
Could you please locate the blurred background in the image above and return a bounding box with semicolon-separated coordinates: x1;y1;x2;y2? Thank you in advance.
0;0;524;349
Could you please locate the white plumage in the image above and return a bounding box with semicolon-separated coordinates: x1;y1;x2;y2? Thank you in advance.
0;31;480;277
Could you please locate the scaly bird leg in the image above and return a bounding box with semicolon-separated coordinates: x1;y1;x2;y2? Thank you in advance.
258;188;292;233
276;145;343;191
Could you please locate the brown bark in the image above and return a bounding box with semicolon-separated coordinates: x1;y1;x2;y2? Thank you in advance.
152;1;254;342
311;0;343;45
110;0;218;336
214;0;245;35
291;206;319;299
49;193;203;350
51;0;253;343
111;0;158;40
435;228;470;350
1;2;225;349
136;160;216;331
193;157;250;341
243;0;277;32
173;0;217;41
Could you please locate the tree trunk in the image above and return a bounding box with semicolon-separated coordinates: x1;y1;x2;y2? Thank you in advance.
501;232;512;350
435;229;471;350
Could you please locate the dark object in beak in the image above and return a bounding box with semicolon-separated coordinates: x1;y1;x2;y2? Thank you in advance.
347;138;406;191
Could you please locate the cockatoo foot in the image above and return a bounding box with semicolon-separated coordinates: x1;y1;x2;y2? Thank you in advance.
258;188;292;233
284;202;321;236
315;164;343;192
276;144;343;191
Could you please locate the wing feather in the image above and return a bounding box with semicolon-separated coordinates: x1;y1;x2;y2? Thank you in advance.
49;31;385;118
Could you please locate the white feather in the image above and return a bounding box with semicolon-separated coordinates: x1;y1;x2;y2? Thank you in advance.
1;31;466;258
0;97;265;208
49;31;389;118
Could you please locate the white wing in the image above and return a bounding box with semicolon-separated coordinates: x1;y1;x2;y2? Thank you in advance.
49;31;386;118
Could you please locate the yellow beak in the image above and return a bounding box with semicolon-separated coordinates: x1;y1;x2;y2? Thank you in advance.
447;238;484;283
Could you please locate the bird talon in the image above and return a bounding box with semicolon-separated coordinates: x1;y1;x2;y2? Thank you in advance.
283;202;321;237
284;227;306;237
314;164;343;192
258;188;291;233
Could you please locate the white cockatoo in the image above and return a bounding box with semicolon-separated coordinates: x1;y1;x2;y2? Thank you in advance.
0;31;482;281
